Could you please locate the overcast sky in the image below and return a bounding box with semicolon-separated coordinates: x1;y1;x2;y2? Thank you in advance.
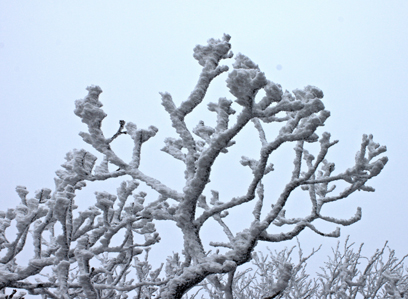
1;1;408;276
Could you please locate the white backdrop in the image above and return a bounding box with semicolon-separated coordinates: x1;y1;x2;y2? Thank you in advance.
1;0;407;284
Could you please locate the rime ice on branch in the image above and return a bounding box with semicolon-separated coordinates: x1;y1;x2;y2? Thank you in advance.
0;34;387;299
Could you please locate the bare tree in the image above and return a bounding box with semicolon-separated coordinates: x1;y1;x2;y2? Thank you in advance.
191;238;408;299
0;35;387;298
316;237;408;299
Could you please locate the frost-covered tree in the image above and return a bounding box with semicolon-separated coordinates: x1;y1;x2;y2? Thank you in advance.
0;35;388;298
192;238;408;299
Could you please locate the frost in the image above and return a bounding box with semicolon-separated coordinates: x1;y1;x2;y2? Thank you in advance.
226;54;267;106
193;34;233;67
95;191;116;212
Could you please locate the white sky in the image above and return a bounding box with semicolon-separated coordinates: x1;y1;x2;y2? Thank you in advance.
1;0;408;280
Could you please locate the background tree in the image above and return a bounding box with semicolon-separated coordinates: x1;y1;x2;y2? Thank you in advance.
190;238;408;299
0;35;388;298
